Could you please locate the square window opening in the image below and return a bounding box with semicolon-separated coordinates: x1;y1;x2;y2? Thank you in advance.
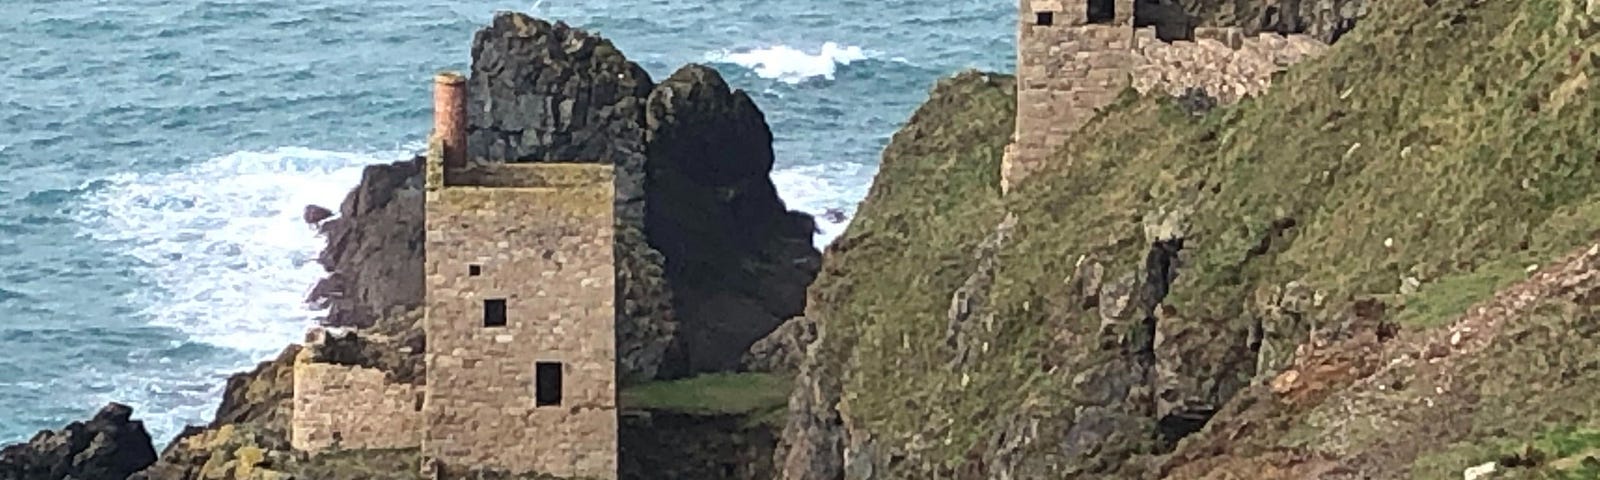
1035;11;1054;26
535;362;563;407
1087;0;1115;24
469;264;482;276
483;299;507;328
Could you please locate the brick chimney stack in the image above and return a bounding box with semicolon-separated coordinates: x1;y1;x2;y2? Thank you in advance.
432;72;468;169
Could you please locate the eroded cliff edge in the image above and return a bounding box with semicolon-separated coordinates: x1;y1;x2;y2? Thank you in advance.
775;0;1600;478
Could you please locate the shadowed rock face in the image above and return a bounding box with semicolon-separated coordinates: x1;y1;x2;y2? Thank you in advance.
644;65;822;378
0;403;158;480
1172;0;1366;43
305;12;816;383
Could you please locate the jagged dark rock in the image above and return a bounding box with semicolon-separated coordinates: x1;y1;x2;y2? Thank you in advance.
310;158;425;330
211;345;300;431
644;64;822;378
0;403;158;480
465;12;654;222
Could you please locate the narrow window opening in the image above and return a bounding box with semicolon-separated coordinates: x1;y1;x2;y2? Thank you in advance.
483;299;507;327
414;392;425;412
535;362;563;407
1035;11;1054;26
1087;0;1115;24
468;264;482;276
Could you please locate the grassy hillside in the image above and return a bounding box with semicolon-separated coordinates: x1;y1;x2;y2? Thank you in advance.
801;0;1600;476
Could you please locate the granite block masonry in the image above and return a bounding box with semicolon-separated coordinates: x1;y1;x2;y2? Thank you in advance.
289;71;620;480
1003;0;1329;193
421;154;618;478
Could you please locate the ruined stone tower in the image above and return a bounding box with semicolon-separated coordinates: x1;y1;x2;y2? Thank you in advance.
421;72;619;479
1004;0;1138;193
1002;0;1328;193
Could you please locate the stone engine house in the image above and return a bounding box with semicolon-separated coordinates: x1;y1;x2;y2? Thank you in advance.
420;73;618;478
289;72;619;480
1004;0;1329;192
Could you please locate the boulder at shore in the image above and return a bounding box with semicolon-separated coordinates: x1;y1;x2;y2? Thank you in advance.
0;403;157;480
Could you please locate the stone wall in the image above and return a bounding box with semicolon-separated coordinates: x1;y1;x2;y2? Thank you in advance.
1003;0;1327;192
1130;27;1327;103
289;348;423;453
422;153;618;479
1006;0;1138;193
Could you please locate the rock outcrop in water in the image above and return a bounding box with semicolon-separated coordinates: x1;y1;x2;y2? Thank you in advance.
94;11;819;480
0;403;158;480
304;12;819;383
309;159;424;330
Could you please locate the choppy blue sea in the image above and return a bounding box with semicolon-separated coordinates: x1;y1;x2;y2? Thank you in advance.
0;0;1011;445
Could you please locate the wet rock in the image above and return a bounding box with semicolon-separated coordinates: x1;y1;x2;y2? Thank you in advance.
0;403;158;480
310;158;425;330
301;205;334;226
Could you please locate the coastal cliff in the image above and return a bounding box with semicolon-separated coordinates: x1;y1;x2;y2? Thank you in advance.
775;0;1600;478
104;12;811;480
13;0;1600;479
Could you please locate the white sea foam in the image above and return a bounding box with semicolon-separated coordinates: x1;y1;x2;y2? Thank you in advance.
79;146;405;357
708;42;870;84
771;161;874;246
67;146;405;443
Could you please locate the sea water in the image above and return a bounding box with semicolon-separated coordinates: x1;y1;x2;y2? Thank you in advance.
0;0;1011;444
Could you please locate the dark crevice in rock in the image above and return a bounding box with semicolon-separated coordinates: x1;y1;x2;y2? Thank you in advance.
1157;407;1217;448
1137;238;1185;358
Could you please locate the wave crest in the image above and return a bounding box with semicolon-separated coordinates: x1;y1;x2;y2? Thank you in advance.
707;42;870;84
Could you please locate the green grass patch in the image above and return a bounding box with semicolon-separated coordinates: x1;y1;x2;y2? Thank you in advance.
1412;428;1600;480
619;372;789;418
1392;257;1536;327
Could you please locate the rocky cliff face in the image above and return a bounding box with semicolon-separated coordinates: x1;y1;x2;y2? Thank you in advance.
98;11;818;480
307;12;817;383
0;404;158;480
773;0;1600;477
309;159;424;330
644;65;822;377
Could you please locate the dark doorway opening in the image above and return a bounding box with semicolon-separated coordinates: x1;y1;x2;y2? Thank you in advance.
535;362;563;407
